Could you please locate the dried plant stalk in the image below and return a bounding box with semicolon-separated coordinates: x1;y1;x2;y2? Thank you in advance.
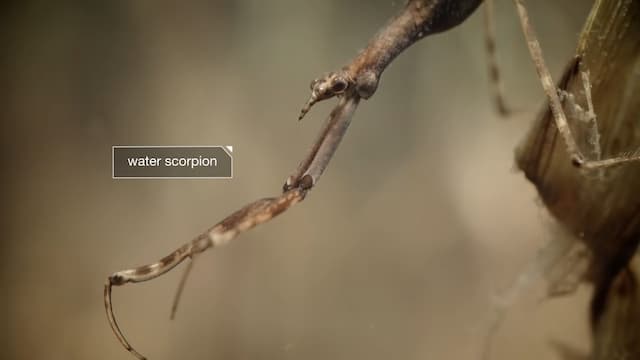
517;0;640;292
515;0;640;356
592;255;640;359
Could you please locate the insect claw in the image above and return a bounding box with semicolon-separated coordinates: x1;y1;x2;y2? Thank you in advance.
105;279;148;360
298;96;317;121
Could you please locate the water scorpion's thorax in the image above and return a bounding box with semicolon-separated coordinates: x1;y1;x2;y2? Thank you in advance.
417;0;484;38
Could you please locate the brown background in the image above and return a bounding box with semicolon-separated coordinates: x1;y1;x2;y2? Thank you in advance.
2;1;594;359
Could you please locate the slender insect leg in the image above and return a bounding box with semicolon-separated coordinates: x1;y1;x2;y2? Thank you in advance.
284;94;360;191
559;71;609;181
511;0;584;165
105;234;211;360
580;71;604;164
170;254;197;320
569;71;606;180
484;0;511;116
556;78;599;161
512;0;640;170
105;189;306;360
577;70;640;169
301;95;360;185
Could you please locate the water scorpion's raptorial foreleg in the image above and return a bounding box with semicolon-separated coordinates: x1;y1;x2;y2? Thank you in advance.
106;2;487;359
298;0;484;121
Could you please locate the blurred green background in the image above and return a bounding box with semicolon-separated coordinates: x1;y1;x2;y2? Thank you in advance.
2;1;595;359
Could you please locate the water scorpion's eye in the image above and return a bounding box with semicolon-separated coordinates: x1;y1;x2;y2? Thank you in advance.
331;79;347;93
310;78;321;90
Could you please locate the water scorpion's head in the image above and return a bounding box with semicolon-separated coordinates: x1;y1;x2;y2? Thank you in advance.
298;71;352;121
